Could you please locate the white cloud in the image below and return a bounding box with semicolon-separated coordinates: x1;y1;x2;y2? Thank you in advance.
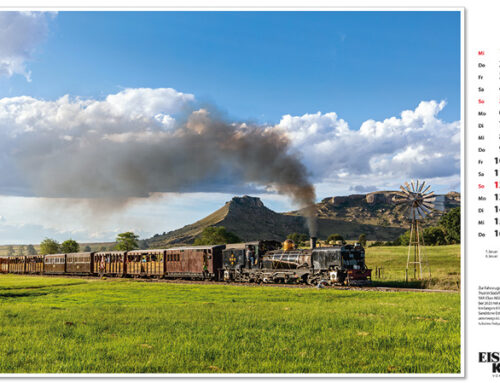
276;100;460;192
0;11;55;81
0;87;195;197
0;87;194;137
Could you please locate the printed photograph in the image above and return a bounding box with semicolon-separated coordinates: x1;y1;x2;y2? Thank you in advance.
0;10;461;374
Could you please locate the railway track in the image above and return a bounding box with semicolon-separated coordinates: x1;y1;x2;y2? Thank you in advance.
1;273;458;293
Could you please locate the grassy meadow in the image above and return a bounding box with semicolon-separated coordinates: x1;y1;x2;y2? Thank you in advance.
0;274;460;374
365;245;461;290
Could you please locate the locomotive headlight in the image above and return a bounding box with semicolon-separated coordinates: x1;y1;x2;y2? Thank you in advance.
329;270;338;282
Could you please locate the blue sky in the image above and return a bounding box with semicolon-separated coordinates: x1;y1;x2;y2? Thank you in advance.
1;11;460;127
0;11;461;244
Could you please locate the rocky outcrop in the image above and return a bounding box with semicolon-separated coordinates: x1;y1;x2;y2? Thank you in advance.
147;191;461;247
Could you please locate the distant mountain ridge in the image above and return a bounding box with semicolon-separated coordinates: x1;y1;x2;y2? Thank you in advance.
146;192;460;247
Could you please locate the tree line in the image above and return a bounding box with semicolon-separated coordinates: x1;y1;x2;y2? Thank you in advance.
5;232;143;256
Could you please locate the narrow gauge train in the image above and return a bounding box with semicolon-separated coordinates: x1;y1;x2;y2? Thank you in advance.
222;238;372;285
0;239;371;285
0;245;224;280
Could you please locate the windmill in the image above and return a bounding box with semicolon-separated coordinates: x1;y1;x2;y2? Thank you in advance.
394;180;437;280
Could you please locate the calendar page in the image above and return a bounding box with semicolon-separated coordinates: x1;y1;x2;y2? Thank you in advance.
0;0;494;381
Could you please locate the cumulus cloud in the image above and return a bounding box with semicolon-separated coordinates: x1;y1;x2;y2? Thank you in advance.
0;87;195;198
276;100;460;190
0;12;54;81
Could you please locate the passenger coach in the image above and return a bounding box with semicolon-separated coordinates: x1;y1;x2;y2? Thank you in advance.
44;254;66;274
164;245;224;280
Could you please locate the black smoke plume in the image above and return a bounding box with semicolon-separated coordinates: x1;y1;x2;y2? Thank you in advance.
16;108;317;235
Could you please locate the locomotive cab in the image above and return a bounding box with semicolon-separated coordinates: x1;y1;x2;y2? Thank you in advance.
222;240;281;281
311;244;371;285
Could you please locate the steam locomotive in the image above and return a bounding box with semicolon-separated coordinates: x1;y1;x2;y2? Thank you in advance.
222;238;371;285
0;238;371;285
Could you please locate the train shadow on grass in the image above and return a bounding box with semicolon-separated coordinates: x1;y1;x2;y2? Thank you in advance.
0;282;88;291
369;280;430;289
369;279;460;290
0;291;50;299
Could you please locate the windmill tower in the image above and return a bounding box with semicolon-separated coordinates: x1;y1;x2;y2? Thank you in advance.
394;180;436;280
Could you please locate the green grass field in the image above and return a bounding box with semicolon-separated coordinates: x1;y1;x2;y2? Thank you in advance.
365;245;461;290
0;274;460;374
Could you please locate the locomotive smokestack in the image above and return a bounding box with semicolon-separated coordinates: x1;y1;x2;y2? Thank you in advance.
310;236;317;249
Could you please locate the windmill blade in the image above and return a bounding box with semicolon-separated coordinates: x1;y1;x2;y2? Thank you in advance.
405;205;412;219
399;186;410;195
410;207;418;220
394;199;409;205
419;204;433;214
418;180;426;193
404;182;412;193
410;180;416;192
394;193;410;201
415;180;420;193
421;184;431;195
415;207;425;219
423;191;435;199
422;202;435;210
412;206;420;219
419;206;432;218
403;206;412;220
395;190;409;198
423;196;436;202
415;206;426;219
403;186;413;195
